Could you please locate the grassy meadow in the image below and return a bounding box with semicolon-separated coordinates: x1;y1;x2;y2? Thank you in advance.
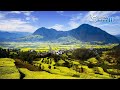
0;42;120;79
0;42;117;51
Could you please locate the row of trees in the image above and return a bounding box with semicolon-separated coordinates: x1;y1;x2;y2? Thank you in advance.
0;47;53;64
0;46;115;65
0;47;10;58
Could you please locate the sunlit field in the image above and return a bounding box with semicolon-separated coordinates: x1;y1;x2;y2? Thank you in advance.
0;42;118;52
0;58;20;79
0;42;119;79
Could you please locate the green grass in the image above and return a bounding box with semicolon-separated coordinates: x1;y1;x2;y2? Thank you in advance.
0;59;15;67
93;67;109;75
32;58;113;79
19;68;79;79
87;58;98;64
0;67;19;74
106;69;120;75
0;42;117;52
0;58;15;62
0;66;20;79
0;42;118;79
0;58;20;79
0;72;20;79
20;67;112;79
0;58;16;67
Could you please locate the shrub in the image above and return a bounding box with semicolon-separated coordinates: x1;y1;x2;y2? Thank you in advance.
106;69;120;75
61;54;68;60
72;48;97;60
48;65;51;69
87;58;98;64
14;59;39;71
72;74;80;77
56;59;65;66
80;66;94;73
88;63;94;68
93;67;108;75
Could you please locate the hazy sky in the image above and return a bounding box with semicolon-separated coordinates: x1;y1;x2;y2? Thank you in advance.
0;11;120;35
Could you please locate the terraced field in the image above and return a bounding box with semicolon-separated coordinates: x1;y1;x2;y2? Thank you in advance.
0;42;117;52
0;58;20;79
0;58;113;79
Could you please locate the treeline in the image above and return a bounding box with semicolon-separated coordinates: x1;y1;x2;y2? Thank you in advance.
72;48;111;61
107;44;120;65
0;47;10;58
0;46;113;65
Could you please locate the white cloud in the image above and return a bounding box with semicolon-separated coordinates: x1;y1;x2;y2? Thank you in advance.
70;13;83;21
80;11;120;35
66;11;120;35
56;11;64;13
49;24;65;30
8;11;34;16
0;19;37;32
68;13;83;29
32;17;39;21
81;11;119;23
68;21;79;28
22;11;33;16
26;17;30;20
26;16;38;21
56;11;64;15
9;11;21;14
98;24;120;35
0;13;5;19
0;11;38;32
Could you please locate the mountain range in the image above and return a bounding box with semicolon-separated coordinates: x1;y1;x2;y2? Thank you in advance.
0;31;31;42
32;24;120;44
0;24;119;44
115;34;120;41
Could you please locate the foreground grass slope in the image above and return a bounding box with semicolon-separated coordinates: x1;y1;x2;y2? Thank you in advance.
0;58;114;79
19;68;79;79
18;66;112;79
0;58;20;79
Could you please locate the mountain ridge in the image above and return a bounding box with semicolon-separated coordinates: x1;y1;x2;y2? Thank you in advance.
0;24;119;44
32;24;120;44
0;31;31;42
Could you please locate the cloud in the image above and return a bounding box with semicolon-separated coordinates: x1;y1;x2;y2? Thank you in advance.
66;11;120;35
0;13;5;19
98;24;120;35
49;24;65;30
0;11;38;32
80;11;119;24
68;13;83;29
31;17;39;21
26;17;30;20
81;11;120;35
0;18;37;32
8;11;34;16
68;21;79;28
26;16;38;21
9;11;21;14
70;13;83;21
56;11;64;15
56;11;64;13
22;11;33;16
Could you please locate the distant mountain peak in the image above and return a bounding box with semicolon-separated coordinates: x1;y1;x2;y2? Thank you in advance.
39;27;47;29
10;24;119;44
37;27;57;31
78;24;97;29
80;23;91;26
